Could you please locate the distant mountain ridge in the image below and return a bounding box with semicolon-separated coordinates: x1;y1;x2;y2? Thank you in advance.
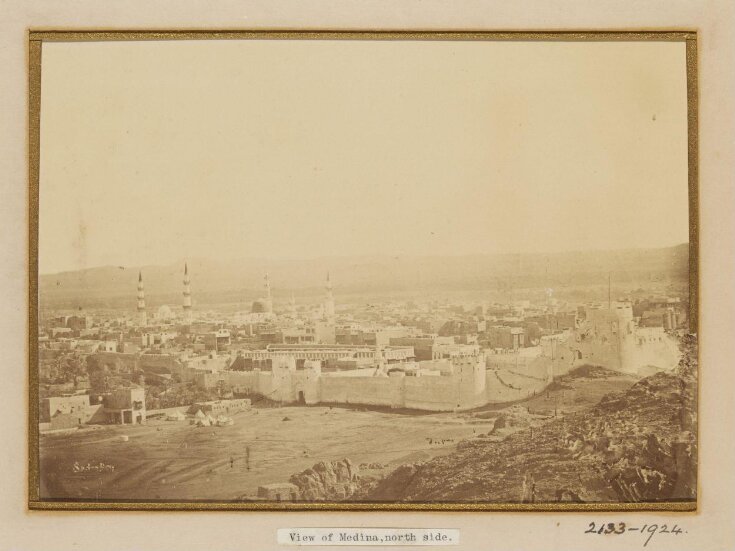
39;244;689;310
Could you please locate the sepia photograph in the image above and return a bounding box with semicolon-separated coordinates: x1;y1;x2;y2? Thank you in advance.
29;31;698;510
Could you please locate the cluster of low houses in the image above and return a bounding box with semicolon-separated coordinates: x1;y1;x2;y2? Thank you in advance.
40;392;250;433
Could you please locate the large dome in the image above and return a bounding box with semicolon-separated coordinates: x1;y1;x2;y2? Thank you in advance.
156;304;173;320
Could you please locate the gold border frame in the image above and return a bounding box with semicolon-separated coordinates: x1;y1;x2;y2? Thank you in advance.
27;29;699;512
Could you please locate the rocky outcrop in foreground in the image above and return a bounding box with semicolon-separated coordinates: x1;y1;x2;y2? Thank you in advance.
289;459;361;501
361;335;698;504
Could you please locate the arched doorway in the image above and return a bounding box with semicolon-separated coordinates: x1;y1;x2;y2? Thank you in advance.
298;390;305;405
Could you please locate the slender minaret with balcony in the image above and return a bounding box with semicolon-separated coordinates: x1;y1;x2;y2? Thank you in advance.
263;272;274;314
290;292;298;320
324;271;335;321
137;271;147;326
182;263;193;324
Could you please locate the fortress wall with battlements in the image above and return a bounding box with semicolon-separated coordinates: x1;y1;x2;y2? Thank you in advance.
214;352;562;412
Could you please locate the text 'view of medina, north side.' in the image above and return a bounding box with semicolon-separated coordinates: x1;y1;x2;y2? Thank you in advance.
36;253;694;503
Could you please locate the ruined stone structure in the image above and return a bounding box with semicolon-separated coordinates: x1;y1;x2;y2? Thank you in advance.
543;302;681;377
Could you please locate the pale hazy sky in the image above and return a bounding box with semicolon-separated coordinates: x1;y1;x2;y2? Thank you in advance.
39;39;689;274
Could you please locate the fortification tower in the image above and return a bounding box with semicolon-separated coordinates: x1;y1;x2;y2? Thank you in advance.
324;271;335;320
182;263;192;324
137;271;147;326
454;352;486;410
373;344;387;375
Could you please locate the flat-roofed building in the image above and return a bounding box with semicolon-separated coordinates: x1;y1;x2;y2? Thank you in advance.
238;344;414;364
104;386;146;425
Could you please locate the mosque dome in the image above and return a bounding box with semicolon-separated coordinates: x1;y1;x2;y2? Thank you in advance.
156;304;173;320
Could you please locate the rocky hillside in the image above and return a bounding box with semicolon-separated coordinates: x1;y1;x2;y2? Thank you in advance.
361;335;697;504
289;459;361;501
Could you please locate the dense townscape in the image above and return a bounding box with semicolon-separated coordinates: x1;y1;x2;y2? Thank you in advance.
37;252;694;502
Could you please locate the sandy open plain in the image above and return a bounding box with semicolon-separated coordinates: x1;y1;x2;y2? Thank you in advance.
40;405;498;501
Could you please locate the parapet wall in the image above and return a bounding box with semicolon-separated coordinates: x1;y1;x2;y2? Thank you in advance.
319;376;398;408
318;373;480;412
404;376;461;410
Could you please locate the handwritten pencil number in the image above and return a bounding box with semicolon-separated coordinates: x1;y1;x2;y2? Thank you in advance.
586;521;683;544
644;524;658;547
585;522;626;535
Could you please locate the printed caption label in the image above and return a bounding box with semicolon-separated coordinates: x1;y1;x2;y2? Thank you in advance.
278;528;460;546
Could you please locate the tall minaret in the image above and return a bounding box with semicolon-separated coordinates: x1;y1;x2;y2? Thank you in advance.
324;271;335;321
264;272;273;314
137;271;147;326
182;263;192;324
289;292;298;320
